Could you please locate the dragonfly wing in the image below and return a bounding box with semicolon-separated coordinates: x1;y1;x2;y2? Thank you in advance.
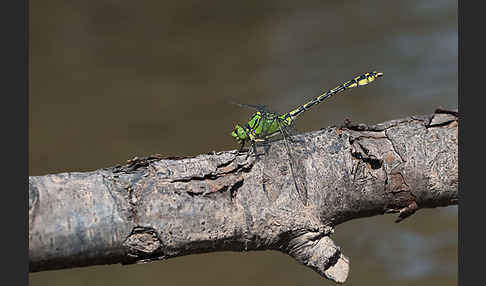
275;118;308;205
229;102;277;113
283;124;298;136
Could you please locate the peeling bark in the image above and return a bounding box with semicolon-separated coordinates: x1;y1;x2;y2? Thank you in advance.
29;109;458;283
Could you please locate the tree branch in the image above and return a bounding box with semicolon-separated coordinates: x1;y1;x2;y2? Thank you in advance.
29;109;458;283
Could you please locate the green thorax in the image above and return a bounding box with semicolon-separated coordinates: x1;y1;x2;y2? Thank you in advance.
231;110;290;143
250;111;289;140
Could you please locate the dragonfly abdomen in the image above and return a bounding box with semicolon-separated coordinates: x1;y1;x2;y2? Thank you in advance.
287;71;383;120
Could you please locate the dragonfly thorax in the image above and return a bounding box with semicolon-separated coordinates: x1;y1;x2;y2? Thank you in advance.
233;111;290;144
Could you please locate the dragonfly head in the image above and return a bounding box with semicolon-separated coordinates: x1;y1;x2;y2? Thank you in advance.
232;124;248;141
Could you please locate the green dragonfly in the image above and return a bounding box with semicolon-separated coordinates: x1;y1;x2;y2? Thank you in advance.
230;71;383;205
231;71;383;152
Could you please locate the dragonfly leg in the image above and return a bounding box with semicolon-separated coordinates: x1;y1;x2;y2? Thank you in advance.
262;141;271;154
238;140;246;153
251;141;260;158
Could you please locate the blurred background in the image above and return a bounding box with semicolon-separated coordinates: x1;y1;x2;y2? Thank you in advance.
29;0;457;285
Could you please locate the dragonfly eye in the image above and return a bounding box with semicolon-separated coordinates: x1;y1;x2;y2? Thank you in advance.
232;125;247;140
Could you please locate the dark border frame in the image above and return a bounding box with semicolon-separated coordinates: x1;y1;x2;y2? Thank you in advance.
2;0;28;285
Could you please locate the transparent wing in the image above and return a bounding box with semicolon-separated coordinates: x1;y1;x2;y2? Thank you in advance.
282;124;298;136
229;101;277;114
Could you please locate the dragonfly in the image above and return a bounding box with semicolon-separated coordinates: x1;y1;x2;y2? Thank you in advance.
231;71;383;204
231;71;383;151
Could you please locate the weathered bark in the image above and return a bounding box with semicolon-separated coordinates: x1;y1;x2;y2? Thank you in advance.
29;109;458;283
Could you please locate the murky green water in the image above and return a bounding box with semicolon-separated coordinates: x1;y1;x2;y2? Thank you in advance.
29;0;457;285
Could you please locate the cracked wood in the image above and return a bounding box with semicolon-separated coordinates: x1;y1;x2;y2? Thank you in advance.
29;109;458;283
